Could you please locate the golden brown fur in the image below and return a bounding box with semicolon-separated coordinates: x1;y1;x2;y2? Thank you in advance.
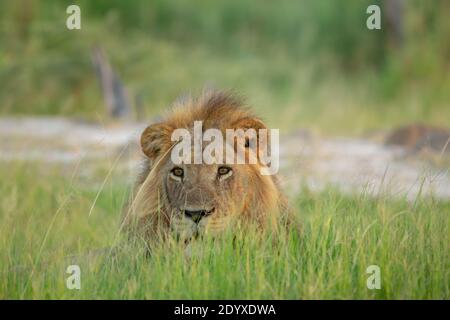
123;91;290;242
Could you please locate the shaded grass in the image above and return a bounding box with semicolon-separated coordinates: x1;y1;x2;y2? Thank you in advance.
0;164;448;299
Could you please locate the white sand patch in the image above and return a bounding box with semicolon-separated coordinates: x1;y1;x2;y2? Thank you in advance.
1;116;449;200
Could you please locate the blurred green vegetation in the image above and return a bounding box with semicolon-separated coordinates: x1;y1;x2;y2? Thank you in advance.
0;0;449;134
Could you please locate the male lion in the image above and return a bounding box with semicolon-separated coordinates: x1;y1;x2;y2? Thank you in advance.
123;91;290;242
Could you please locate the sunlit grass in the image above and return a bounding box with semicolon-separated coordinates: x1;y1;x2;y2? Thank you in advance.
1;164;448;299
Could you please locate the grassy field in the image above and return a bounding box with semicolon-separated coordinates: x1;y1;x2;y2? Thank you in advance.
1;164;448;299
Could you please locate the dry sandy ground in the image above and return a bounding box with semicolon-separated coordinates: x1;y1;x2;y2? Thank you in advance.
1;117;449;200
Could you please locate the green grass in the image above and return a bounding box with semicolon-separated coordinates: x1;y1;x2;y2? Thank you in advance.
1;164;448;299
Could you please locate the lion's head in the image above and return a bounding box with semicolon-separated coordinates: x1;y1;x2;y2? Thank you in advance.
124;91;289;241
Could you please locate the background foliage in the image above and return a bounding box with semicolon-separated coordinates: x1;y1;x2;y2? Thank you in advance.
1;0;449;133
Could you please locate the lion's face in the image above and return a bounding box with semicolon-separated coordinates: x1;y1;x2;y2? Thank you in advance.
163;159;252;239
126;91;286;242
164;162;235;238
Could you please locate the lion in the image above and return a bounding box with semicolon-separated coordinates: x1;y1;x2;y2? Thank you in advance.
123;91;291;243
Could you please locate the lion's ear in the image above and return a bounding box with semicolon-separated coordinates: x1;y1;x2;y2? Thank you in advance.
140;123;172;159
233;117;269;151
234;117;267;132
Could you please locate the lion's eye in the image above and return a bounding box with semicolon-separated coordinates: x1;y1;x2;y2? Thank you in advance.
218;166;232;176
171;167;184;178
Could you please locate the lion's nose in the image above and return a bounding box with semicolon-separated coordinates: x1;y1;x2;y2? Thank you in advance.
184;208;214;223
